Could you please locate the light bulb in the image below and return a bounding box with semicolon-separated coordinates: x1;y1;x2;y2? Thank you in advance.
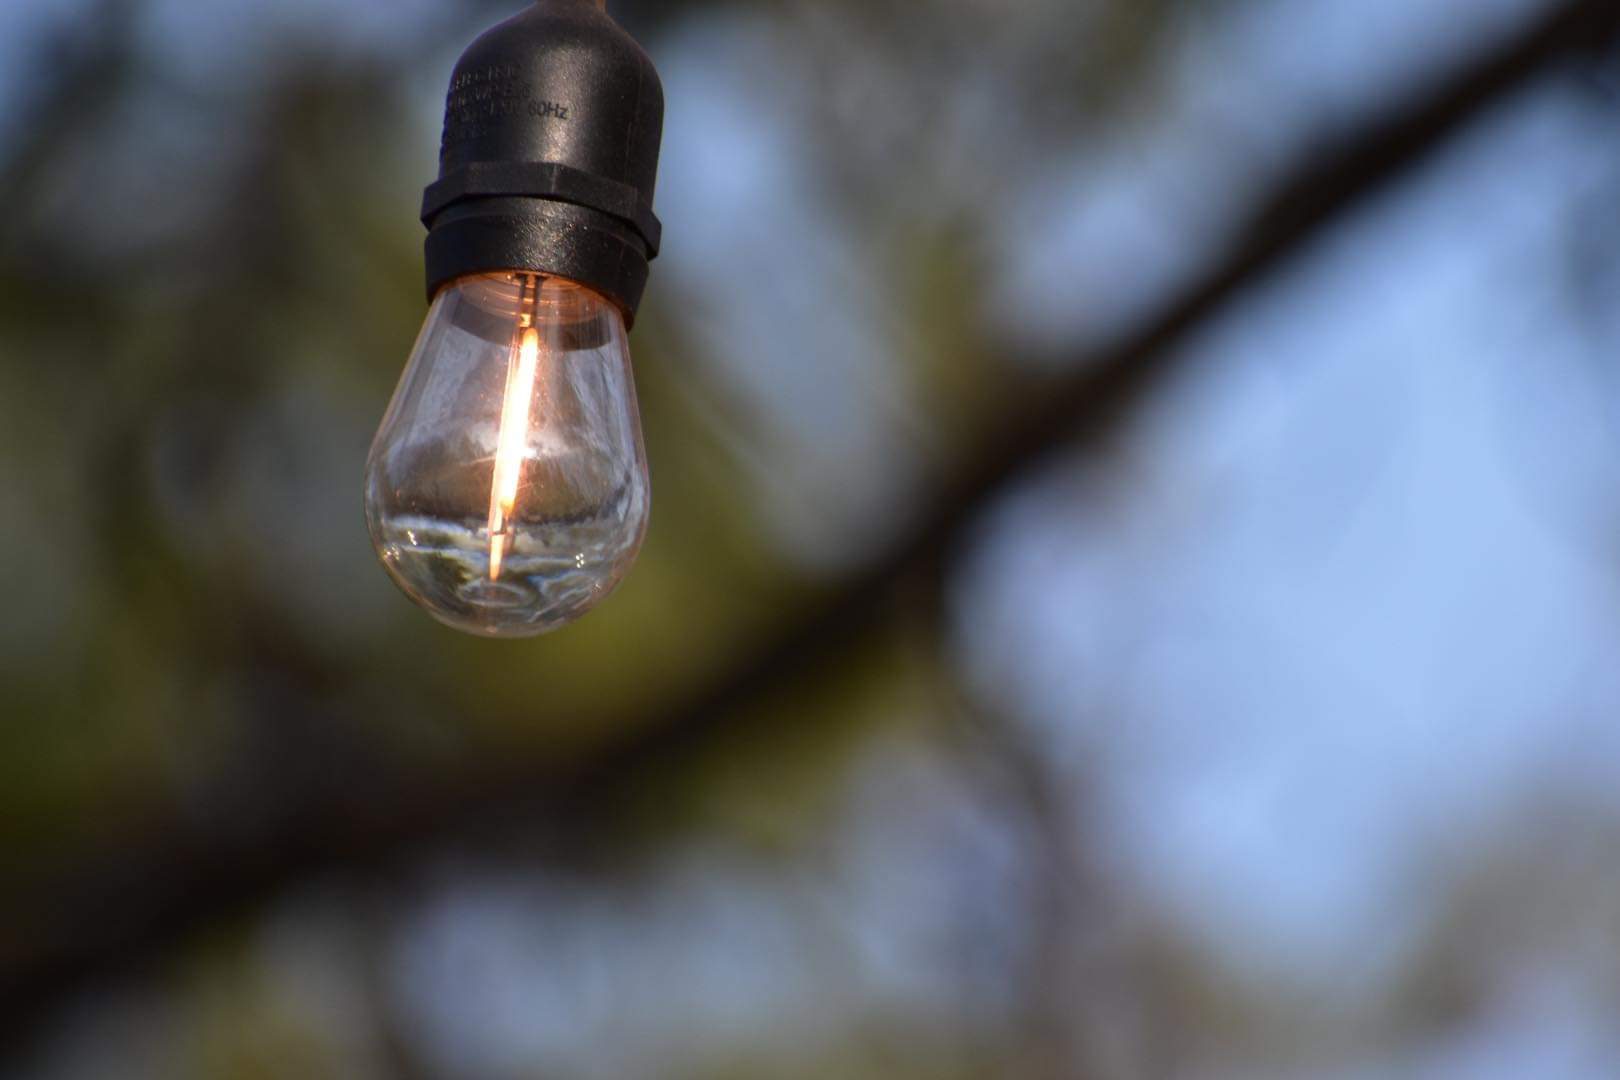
365;271;649;637
373;0;665;636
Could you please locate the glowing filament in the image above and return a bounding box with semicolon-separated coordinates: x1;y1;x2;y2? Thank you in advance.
488;326;541;579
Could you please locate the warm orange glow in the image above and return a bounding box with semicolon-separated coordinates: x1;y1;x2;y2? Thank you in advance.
488;326;542;580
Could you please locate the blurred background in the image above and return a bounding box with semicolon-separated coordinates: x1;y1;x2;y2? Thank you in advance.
4;0;1620;1076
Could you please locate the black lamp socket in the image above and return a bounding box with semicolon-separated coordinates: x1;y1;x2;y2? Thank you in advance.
421;0;664;325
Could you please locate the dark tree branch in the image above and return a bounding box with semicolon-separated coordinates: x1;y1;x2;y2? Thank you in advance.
2;0;1615;1054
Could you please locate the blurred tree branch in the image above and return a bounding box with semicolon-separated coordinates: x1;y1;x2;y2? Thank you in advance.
1;0;1616;1053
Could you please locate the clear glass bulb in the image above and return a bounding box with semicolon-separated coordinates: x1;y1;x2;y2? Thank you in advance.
365;272;650;637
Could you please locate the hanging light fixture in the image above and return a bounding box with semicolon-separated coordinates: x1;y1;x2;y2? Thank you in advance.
365;0;664;638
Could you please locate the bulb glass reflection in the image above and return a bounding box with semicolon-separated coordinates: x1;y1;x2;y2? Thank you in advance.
365;272;649;637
